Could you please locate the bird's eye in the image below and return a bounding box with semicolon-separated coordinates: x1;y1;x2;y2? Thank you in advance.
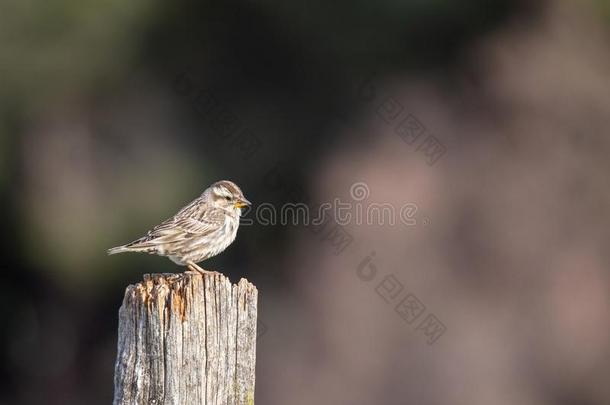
225;196;231;201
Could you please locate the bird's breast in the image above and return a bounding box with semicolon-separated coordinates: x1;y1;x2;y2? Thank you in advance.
224;215;239;240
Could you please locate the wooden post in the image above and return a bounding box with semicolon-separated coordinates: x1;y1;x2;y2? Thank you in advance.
113;272;258;405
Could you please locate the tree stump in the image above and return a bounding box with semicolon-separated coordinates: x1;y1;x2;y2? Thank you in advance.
113;272;258;405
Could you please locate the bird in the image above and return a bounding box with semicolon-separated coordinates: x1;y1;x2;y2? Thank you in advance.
108;180;251;274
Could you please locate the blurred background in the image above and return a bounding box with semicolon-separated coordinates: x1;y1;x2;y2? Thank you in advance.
2;0;610;403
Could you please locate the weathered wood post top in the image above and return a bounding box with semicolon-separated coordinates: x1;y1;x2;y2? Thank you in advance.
113;272;258;405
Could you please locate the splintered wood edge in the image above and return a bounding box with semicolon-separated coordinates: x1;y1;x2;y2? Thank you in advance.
121;272;258;319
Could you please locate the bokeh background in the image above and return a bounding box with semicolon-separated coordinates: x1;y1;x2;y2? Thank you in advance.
2;0;610;403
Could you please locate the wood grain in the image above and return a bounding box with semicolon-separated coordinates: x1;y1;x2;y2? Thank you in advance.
113;272;258;405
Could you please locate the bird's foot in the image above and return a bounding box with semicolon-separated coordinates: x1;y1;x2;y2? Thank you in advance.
186;262;220;277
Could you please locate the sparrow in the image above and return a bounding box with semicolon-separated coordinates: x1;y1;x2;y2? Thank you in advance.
108;180;250;274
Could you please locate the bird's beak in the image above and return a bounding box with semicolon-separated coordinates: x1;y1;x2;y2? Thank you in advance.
234;198;251;209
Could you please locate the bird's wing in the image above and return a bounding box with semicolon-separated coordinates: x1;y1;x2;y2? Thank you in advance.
129;202;225;247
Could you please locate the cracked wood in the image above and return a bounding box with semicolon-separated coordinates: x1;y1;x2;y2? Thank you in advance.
113;272;258;405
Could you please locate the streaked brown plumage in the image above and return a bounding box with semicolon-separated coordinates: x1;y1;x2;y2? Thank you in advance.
108;180;251;274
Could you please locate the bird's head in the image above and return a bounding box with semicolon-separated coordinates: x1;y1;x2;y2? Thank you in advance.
204;180;251;215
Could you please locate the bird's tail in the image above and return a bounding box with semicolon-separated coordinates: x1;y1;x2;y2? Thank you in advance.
107;245;130;255
108;238;155;255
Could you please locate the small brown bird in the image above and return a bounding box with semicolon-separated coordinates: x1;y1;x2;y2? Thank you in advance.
108;180;251;274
